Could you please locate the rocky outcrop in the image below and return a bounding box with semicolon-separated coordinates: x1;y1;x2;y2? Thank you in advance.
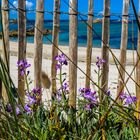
0;27;52;38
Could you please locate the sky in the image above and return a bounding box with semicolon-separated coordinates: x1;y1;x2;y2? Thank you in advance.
8;0;139;20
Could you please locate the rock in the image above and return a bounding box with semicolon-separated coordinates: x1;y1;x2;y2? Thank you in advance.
0;28;52;38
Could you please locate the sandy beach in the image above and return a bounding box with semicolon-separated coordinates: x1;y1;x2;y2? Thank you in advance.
0;40;137;100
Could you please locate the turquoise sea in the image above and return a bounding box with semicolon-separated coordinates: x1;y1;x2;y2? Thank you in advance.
9;20;138;50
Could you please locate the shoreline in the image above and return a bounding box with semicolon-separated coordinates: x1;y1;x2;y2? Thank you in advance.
0;40;137;65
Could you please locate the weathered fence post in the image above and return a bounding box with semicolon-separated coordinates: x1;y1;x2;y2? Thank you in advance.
1;0;9;70
136;0;140;120
34;0;44;89
0;70;1;101
18;0;26;104
100;0;110;102
117;0;129;96
85;0;93;88
1;0;9;102
69;0;78;108
0;1;2;99
51;0;60;96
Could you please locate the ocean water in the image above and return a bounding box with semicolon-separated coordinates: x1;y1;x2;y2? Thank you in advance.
9;20;138;50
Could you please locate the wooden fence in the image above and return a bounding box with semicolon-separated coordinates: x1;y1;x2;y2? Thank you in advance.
0;0;140;113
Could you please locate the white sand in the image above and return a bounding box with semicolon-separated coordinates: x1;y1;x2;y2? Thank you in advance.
0;40;137;100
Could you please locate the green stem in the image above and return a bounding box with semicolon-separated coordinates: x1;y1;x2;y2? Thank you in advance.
25;72;30;94
98;68;102;118
98;68;101;102
59;65;66;105
138;125;140;140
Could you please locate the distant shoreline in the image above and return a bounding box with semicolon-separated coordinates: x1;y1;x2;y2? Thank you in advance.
2;20;138;50
9;19;137;22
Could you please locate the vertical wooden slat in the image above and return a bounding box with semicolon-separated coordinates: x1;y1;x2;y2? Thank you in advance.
18;0;26;104
2;0;9;102
117;0;129;96
0;2;2;99
136;0;140;99
100;0;110;101
85;0;93;88
136;0;140;120
69;0;78;108
51;0;60;96
1;0;9;70
0;80;2;99
34;0;44;88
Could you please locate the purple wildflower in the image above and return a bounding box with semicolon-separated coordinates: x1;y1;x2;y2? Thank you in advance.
17;59;31;76
55;82;69;102
83;93;92;99
24;104;32;114
90;97;98;104
106;90;111;96
27;95;36;105
6;103;12;113
25;88;42;109
54;54;68;70
84;104;92;110
79;88;98;110
83;92;97;103
124;96;137;106
96;57;106;68
79;88;96;96
131;96;137;102
119;92;127;100
79;88;97;105
32;87;41;95
119;92;137;106
79;88;91;94
20;69;25;76
17;59;31;68
56;64;61;70
54;54;68;65
62;82;69;91
16;107;21;115
56;93;62;102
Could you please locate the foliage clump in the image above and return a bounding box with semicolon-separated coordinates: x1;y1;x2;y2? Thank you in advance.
0;55;138;139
